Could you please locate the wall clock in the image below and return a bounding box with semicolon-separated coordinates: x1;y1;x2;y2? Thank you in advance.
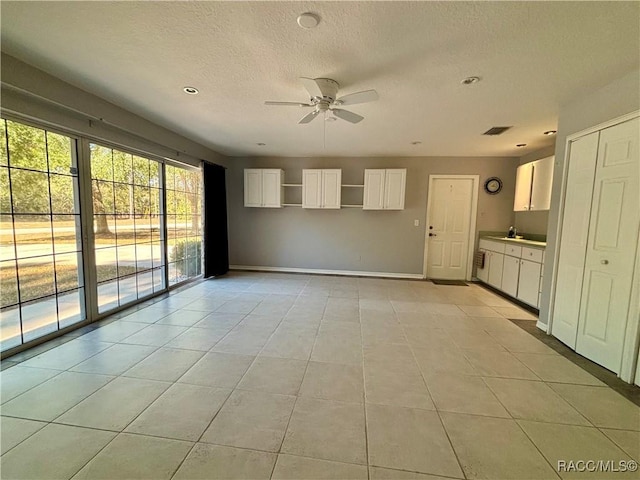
484;177;503;195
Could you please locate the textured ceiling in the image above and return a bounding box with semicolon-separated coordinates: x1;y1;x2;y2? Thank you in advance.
1;1;639;158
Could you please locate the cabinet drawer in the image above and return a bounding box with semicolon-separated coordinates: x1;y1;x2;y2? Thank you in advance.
522;247;543;263
479;239;506;253
505;245;522;257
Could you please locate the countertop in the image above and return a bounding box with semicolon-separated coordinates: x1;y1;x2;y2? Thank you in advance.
481;236;547;248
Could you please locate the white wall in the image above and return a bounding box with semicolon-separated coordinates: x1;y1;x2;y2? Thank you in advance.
539;68;640;329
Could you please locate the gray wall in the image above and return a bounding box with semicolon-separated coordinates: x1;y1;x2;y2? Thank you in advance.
227;156;519;275
539;68;640;327
514;144;556;237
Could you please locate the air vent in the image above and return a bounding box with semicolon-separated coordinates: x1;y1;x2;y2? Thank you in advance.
483;126;512;136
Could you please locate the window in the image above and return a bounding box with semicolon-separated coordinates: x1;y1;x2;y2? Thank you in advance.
165;164;202;285
0;119;85;350
90;144;165;313
0;117;204;353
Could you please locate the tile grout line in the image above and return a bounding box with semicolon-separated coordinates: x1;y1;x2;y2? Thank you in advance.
399;304;468;480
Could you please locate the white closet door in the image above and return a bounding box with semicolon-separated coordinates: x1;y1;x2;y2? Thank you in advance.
384;169;406;210
552;132;599;348
302;169;322;208
576;117;639;372
513;163;533;211
261;169;282;208
244;169;263;207
363;169;385;210
321;169;342;209
530;156;554;211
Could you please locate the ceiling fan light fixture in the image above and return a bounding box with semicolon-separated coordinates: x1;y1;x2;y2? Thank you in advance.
297;13;320;29
183;86;199;95
325;116;337;122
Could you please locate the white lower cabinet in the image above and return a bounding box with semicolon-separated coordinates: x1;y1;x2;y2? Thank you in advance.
487;252;504;289
517;259;542;307
477;238;545;309
501;256;520;297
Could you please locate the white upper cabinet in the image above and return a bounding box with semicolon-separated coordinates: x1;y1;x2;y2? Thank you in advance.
244;169;283;208
363;168;406;210
530;156;554;211
302;169;341;209
513;163;533;211
513;157;555;212
363;170;386;210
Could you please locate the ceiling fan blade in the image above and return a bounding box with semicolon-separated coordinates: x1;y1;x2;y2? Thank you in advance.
265;101;313;107
299;110;321;124
331;108;364;124
300;77;323;99
336;89;379;106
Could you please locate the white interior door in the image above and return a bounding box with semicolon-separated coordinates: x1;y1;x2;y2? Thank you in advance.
426;177;474;280
552;132;600;348
575;117;639;372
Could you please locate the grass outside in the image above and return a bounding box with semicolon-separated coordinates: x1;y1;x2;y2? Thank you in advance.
1;219;197;245
1;263;136;307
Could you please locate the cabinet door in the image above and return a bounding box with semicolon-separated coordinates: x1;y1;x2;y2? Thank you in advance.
501;255;520;297
302;169;322;208
530;156;554;211
384;169;406;210
244;169;263;207
487;252;504;289
261;169;283;208
513;163;533;211
477;250;489;283
517;259;542;307
321;169;342;209
363;169;385;210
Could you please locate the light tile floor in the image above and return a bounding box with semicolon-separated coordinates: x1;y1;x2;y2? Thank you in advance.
1;272;639;479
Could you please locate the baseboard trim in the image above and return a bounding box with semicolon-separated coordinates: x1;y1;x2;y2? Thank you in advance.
536;320;549;333
229;265;424;280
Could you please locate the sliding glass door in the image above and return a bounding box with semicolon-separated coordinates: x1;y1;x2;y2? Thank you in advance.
0;117;203;353
0;119;85;350
89;143;166;314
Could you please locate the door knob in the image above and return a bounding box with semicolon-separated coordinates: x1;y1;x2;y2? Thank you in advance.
601;260;609;265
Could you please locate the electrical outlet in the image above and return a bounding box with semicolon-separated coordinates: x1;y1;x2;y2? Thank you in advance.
414;219;419;227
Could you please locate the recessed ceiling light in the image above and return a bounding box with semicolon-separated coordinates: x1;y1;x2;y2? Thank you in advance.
183;87;199;95
411;141;422;145
544;130;557;136
297;13;320;29
461;76;480;85
516;143;527;147
256;142;266;146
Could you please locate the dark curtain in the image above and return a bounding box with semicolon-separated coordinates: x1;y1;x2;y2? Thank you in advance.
203;162;229;277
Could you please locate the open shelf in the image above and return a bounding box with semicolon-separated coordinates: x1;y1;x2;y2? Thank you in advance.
341;184;364;188
341;204;364;208
282;183;302;187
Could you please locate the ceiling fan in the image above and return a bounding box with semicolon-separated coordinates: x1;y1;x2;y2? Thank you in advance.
265;77;378;124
